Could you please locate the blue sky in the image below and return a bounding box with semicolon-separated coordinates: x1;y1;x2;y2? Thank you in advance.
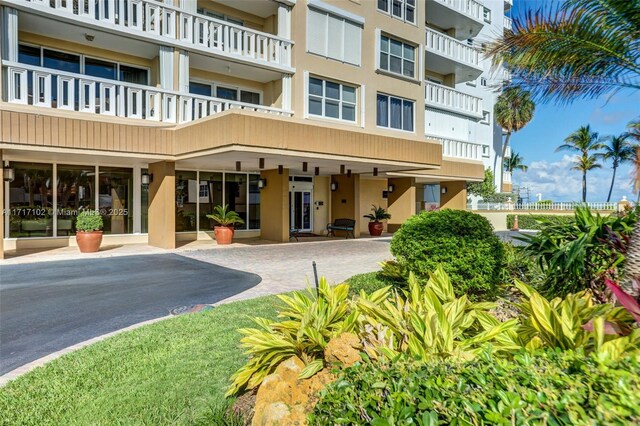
504;0;639;202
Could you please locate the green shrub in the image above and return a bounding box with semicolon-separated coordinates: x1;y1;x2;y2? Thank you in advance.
390;209;504;298
507;213;574;230
500;242;542;285
521;207;637;299
311;350;640;425
345;272;397;297
75;210;103;232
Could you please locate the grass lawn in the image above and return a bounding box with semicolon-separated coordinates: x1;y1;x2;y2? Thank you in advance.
0;295;281;425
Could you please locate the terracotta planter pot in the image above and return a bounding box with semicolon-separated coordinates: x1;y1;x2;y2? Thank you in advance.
76;231;103;253
214;225;235;245
368;221;384;236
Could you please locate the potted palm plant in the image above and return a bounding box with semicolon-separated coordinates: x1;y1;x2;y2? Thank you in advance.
206;204;245;245
75;210;103;253
363;204;391;236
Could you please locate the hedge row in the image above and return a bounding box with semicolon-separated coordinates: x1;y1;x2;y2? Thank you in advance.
507;214;574;230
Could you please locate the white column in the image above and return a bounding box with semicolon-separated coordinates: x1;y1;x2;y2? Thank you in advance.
282;74;292;111
178;49;189;93
277;4;291;39
133;164;142;234
1;7;18;62
159;46;174;90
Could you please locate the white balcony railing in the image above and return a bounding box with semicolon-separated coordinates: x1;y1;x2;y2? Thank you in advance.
22;0;293;68
473;202;618;211
3;62;292;124
503;15;513;30
424;81;482;118
427;135;483;161
433;0;484;22
425;28;481;68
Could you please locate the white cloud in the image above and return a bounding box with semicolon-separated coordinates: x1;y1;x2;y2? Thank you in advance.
512;155;635;202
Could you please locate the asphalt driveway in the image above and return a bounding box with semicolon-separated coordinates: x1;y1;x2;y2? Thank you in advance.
0;254;260;375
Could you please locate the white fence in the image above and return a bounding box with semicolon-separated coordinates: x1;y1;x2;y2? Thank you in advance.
434;0;484;22
23;0;293;68
471;202;618;211
425;28;480;68
424;81;482;118
503;16;513;31
4;62;293;124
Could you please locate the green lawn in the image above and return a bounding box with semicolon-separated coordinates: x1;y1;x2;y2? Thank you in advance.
0;295;281;425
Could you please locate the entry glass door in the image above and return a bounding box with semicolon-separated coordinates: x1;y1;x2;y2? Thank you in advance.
290;190;312;231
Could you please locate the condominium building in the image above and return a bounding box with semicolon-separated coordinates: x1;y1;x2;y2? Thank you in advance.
0;0;510;257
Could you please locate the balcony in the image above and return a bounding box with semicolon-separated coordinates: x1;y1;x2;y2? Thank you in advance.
3;62;292;124
425;28;483;83
425;0;485;39
424;81;483;119
503;15;513;31
9;0;293;72
427;134;483;161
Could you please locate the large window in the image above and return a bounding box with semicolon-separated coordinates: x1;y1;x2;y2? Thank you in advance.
248;175;261;230
378;0;416;24
377;94;414;132
8;162;53;238
308;76;357;122
307;7;362;66
57;164;95;236
99;167;133;234
197;8;244;26
379;35;416;78
198;171;223;231
225;173;248;230
188;81;261;105
176;171;198;232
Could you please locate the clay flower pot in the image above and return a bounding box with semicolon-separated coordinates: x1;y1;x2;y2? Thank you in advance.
368;221;384;236
76;231;103;253
214;225;235;245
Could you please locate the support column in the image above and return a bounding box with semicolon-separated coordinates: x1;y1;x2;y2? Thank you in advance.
148;161;175;249
260;168;290;243
387;177;416;233
330;173;361;237
277;4;291;39
159;46;174;90
440;181;467;210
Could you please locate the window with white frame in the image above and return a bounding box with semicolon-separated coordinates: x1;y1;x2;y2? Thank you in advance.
197;8;244;26
308;76;357;122
482;145;490;158
307;7;362;66
377;0;416;24
379;35;416;79
483;7;491;23
480;77;487;86
482;110;490;124
376;93;414;132
188;81;261;105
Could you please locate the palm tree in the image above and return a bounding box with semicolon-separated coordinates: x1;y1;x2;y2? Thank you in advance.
600;134;635;202
494;87;535;191
504;153;528;173
627;119;640;144
556;125;603;202
487;0;640;104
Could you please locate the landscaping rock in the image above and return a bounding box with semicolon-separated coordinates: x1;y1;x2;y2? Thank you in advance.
324;332;362;367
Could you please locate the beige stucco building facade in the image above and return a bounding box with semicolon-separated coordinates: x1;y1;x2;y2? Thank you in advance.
0;0;510;257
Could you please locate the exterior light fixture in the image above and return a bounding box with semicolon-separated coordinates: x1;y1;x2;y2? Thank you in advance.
141;172;153;185
347;169;352;178
259;158;265;169
315;167;320;176
257;178;267;189
373;167;378;177
441;187;448;194
302;162;308;172
236;161;242;172
387;184;395;193
3;166;15;182
331;181;338;192
84;33;95;42
278;165;284;175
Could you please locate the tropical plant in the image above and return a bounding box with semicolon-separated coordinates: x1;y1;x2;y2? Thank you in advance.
311;349;640;426
355;268;520;362
466;168;496;199
601;133;635;202
513;280;639;358
494;87;535;190
390;209;504;298
487;0;640;104
556;125;604;202
519;206;637;299
362;205;391;222
206;204;244;227
504;152;528;173
75;210;103;232
226;278;358;396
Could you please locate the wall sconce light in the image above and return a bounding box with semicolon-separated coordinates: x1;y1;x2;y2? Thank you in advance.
441;187;448;194
236;161;242;172
331;181;338;192
340;165;345;174
278;165;284;175
84;33;95;42
315;167;320;176
387;184;395;193
302;162;308;172
3;166;15;182
259;158;265;169
141;172;153;185
347;169;352;178
257;178;267;189
373;167;378;177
